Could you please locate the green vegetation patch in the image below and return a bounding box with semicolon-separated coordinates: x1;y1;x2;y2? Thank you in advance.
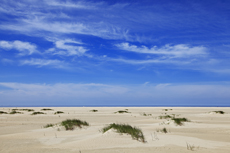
213;111;225;114
159;114;189;126
90;109;98;112
163;109;173;111
12;109;34;112
54;111;64;114
141;112;152;116
31;112;45;115
172;117;189;126
115;110;130;114
102;123;145;143
61;119;89;130
158;115;173;119
44;124;54;128
0;111;8;114
9;110;23;114
156;127;168;133
41;108;53;111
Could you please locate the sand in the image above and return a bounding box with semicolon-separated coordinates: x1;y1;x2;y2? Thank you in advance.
0;107;230;153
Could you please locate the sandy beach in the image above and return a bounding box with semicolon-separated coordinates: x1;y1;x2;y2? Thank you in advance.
0;107;230;153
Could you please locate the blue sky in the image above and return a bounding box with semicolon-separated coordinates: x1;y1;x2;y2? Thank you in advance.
0;0;230;106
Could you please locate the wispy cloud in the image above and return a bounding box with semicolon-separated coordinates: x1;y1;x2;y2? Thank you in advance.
0;0;131;40
116;43;208;58
0;18;129;41
0;40;39;55
46;0;98;9
0;0;229;76
20;58;70;69
0;0;229;43
109;57;190;65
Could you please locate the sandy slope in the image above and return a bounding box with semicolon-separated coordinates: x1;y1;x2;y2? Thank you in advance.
0;107;230;153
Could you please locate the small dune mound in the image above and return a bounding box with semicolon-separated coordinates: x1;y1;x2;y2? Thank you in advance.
31;112;45;115
54;111;64;114
114;110;130;114
209;111;225;114
9;110;23;114
41;108;53;111
61;119;89;130
0;111;8;114
102;123;145;143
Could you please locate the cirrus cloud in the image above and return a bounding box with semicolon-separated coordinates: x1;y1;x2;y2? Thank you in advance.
116;43;208;58
20;58;70;69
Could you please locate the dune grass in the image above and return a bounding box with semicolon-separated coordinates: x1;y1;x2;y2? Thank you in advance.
158;115;173;119
141;112;152;116
44;124;54;128
159;114;189;126
90;109;98;112
115;110;130;114
156;127;168;133
54;111;64;114
0;111;8;114
102;123;145;143
212;111;225;114
41;108;53;111
186;142;198;151
61;119;89;130
31;112;45;115
9;110;23;114
172;117;189;126
12;109;34;112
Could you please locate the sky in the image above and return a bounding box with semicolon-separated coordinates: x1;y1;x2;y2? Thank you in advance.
0;0;230;106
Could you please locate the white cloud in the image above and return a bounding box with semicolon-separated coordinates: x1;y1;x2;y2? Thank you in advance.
0;1;131;40
20;58;69;69
46;0;97;9
109;57;191;65
46;39;88;56
0;40;38;55
1;20;126;40
0;82;230;106
116;43;208;58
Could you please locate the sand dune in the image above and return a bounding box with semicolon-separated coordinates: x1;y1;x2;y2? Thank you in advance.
0;107;230;153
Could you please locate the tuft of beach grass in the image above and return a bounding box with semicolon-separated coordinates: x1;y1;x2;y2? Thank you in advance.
186;142;199;151
41;108;53;111
12;109;34;112
90;109;98;112
0;111;8;114
9;110;23;114
114;110;130;114
61;119;89;130
102;123;145;143
31;112;45;115
158;115;173;119
158;114;190;126
172;117;189;126
211;111;225;114
141;112;152;116
44;124;54;128
54;111;64;114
